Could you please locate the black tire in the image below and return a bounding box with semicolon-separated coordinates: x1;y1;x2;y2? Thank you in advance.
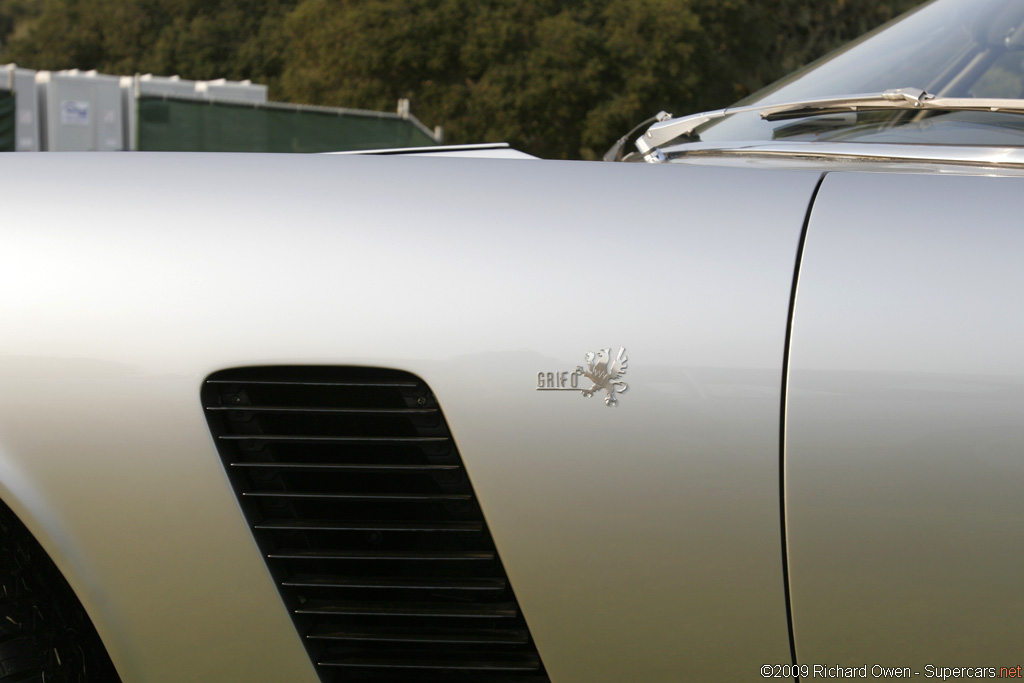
0;501;120;682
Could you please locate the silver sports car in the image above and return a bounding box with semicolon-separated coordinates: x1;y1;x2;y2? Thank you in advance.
1;0;1022;680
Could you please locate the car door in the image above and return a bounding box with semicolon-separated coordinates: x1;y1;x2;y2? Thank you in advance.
785;170;1024;671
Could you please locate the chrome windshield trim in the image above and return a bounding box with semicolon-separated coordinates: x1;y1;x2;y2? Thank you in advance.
662;141;1024;168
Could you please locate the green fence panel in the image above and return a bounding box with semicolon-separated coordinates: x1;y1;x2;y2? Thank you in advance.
138;97;437;153
0;91;15;152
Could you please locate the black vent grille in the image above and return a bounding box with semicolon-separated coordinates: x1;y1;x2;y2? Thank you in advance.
202;367;549;683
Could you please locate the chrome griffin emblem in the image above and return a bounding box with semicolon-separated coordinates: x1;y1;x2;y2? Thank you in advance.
536;347;629;407
578;347;629;407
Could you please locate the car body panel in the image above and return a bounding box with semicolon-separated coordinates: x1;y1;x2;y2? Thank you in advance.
0;152;820;680
787;171;1024;667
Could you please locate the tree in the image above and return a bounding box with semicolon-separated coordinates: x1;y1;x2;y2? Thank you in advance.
1;0;295;88
0;0;41;55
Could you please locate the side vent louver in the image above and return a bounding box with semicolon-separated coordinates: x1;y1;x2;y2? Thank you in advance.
202;367;549;683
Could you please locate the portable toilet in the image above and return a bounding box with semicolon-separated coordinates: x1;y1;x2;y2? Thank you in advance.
37;69;124;151
121;74;202;151
195;78;268;103
1;64;40;151
136;74;199;98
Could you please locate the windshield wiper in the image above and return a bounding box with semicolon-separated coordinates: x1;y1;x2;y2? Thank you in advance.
635;87;1024;160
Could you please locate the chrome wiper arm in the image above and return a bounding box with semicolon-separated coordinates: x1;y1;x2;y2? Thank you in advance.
757;87;931;120
635;87;1024;160
763;88;1024;120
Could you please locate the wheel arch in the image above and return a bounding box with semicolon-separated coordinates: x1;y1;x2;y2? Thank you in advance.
0;455;125;680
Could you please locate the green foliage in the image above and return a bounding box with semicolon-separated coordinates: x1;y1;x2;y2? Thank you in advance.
0;0;928;158
0;0;295;88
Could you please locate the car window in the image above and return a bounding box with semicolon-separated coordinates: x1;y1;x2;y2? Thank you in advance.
687;0;1024;146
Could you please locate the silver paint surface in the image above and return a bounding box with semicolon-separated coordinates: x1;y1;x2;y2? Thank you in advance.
0;153;817;681
786;171;1024;666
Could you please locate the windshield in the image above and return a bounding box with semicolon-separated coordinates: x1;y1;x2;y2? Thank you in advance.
681;0;1024;147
